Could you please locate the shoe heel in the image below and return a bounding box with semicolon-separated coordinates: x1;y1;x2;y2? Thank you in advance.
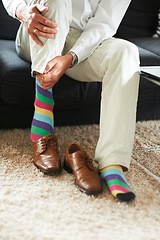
63;160;73;174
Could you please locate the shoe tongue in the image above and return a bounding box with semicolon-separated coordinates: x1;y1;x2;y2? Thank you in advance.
43;134;53;140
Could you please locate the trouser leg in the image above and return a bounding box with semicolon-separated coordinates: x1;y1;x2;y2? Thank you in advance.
15;0;72;74
65;30;140;171
93;40;140;171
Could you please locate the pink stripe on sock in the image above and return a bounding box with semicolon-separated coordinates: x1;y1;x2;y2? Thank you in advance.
109;185;132;193
35;97;53;112
31;133;43;141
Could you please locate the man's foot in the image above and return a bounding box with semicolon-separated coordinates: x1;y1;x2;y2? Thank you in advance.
64;143;103;195
100;165;135;202
32;134;62;174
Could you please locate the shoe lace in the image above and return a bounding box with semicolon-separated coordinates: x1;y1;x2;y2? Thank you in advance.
36;138;47;155
35;136;57;155
81;151;95;171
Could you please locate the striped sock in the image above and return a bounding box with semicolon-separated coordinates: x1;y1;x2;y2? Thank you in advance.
100;165;136;202
31;78;54;141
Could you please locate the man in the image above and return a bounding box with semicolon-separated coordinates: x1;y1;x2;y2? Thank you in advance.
2;0;140;202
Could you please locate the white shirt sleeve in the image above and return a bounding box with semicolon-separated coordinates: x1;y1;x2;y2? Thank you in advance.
2;0;27;18
70;0;131;63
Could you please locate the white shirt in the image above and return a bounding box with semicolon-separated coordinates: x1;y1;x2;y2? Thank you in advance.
2;0;131;63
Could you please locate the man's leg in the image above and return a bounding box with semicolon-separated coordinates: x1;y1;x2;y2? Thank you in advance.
16;0;72;140
15;0;72;173
65;31;140;201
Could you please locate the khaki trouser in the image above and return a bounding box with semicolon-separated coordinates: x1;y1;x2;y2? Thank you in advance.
15;0;140;170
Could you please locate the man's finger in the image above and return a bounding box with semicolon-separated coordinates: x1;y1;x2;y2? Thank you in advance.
37;14;57;28
43;59;57;73
35;29;55;39
36;23;58;34
31;33;43;46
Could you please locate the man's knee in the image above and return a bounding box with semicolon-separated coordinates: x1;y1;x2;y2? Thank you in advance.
115;39;139;63
41;0;72;23
97;39;140;80
44;0;71;9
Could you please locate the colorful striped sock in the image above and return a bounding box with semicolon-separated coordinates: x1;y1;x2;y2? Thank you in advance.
31;78;54;141
100;165;136;202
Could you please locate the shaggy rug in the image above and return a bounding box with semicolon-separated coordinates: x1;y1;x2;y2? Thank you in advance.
0;120;160;240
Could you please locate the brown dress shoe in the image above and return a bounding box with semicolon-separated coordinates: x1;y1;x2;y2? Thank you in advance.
64;143;103;195
32;135;62;174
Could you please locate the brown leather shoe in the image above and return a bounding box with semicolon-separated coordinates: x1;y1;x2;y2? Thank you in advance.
64;143;103;195
32;135;62;174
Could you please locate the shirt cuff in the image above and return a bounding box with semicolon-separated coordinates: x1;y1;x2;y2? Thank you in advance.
69;45;92;64
11;1;26;18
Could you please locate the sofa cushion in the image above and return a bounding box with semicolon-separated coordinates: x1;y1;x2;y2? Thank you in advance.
0;1;20;40
0;40;35;105
53;75;102;110
117;0;160;38
129;38;160;66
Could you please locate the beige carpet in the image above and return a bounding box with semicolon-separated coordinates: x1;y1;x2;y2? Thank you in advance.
0;121;160;240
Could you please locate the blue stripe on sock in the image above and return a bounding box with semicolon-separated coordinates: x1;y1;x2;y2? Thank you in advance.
101;169;126;181
33;112;54;127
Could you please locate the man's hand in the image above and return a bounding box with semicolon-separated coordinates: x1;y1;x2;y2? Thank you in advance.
16;3;58;46
36;54;73;89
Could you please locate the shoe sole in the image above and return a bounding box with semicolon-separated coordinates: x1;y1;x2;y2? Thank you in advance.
34;163;62;175
63;160;102;196
63;160;73;173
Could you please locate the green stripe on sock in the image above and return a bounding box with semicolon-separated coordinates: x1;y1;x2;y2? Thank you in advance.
36;91;54;106
107;179;133;192
31;125;52;137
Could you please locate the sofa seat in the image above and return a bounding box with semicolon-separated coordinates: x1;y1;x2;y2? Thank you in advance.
129;38;160;66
